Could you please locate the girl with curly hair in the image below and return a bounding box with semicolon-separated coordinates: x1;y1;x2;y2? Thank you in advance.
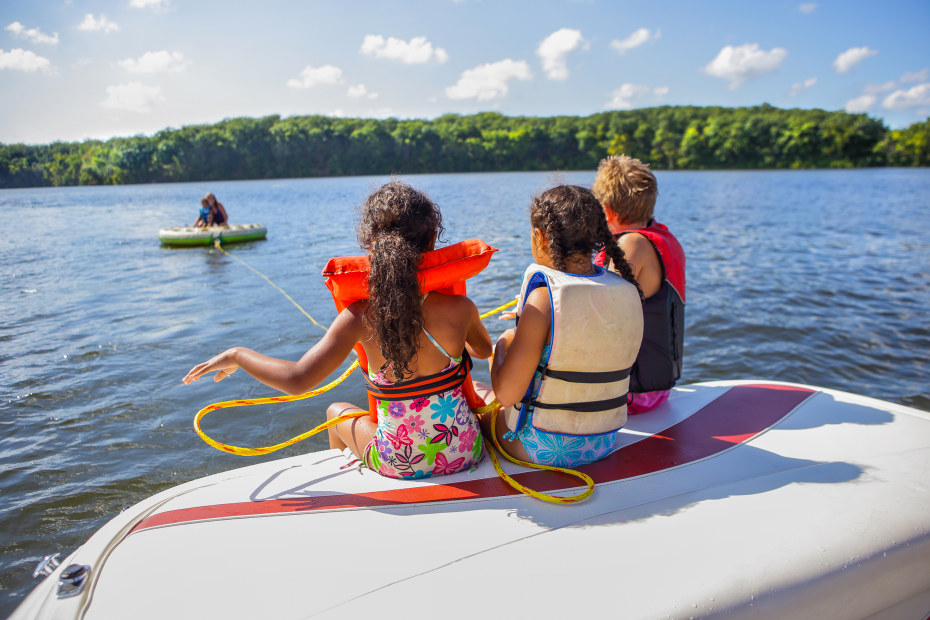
184;181;492;479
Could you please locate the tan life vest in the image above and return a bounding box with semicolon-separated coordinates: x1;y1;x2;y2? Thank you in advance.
503;263;644;436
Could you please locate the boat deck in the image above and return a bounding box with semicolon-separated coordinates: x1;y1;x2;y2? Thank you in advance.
14;381;930;619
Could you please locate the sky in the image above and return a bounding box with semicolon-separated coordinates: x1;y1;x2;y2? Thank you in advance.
1;0;928;145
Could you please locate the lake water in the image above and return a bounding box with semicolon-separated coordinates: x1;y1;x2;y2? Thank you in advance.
2;169;929;614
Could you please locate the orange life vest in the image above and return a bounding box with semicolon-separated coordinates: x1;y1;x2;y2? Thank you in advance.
322;238;497;421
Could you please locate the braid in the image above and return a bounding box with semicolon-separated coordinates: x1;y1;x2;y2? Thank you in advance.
598;222;645;302
358;181;443;380
532;194;568;271
530;185;644;301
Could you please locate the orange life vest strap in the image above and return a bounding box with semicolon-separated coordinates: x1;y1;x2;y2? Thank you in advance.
364;353;473;401
364;353;489;420
322;239;497;421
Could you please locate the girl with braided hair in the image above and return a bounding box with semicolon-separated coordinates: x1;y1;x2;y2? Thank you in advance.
184;181;493;479
481;185;644;468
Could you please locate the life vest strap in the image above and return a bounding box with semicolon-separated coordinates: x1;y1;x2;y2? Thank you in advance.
364;352;474;403
524;394;628;413
537;366;632;383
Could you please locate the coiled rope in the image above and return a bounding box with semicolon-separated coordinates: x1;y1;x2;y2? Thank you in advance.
475;400;595;504
198;241;591;503
194;361;360;456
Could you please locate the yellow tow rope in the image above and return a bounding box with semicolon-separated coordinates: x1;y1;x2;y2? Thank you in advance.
476;400;595;504
191;294;514;456
215;241;328;331
196;244;591;503
194;360;361;456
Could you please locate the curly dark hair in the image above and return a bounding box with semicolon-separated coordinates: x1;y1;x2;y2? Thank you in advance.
358;181;445;380
529;185;644;301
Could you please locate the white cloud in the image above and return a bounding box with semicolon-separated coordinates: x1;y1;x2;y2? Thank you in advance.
286;64;344;88
833;46;877;74
5;22;59;45
0;48;52;72
102;82;164;111
609;28;659;55
78;14;120;33
360;35;448;64
118;50;188;73
703;43;788;89
536;28;588;80
882;83;930;110
845;94;876;113
605;83;668;109
900;68;928;84
788;76;817;96
129;0;170;8
445;59;532;101
366;107;394;118
859;69;928;96
847;70;930;113
347;84;378;99
798;3;817;13
864;80;897;95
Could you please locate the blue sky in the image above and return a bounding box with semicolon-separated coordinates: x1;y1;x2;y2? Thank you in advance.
1;0;928;144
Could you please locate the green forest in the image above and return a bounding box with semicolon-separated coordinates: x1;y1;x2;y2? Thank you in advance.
1;105;927;189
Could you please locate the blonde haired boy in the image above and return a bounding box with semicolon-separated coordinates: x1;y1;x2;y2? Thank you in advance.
592;155;686;413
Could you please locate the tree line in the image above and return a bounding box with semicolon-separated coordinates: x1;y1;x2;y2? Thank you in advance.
1;105;927;189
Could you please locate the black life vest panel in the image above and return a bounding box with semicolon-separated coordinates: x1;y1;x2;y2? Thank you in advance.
596;221;685;393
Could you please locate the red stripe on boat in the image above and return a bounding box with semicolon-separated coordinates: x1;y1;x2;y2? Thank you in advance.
131;384;813;533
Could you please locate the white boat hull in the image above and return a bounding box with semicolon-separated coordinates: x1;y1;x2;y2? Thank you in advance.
14;381;930;619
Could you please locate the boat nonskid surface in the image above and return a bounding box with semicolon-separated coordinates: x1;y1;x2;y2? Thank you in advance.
13;381;930;619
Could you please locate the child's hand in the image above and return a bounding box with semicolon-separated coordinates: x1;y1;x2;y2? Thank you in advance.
498;295;519;320
183;349;239;384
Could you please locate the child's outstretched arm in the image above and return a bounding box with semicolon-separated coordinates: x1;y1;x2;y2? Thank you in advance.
182;303;366;395
490;287;551;408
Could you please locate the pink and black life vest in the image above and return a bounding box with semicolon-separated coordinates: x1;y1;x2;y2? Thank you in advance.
596;221;685;392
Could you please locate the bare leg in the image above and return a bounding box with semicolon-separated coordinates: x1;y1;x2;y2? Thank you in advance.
471;381;532;462
490;408;532;462
326;402;377;459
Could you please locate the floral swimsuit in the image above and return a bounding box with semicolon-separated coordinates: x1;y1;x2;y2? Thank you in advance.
363;329;484;479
